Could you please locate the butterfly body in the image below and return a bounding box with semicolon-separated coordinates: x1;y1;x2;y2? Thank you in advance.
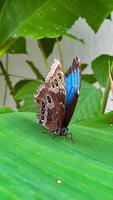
35;58;81;136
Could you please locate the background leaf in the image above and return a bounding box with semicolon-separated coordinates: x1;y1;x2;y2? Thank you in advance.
0;0;6;13
1;1;113;55
38;37;62;58
81;63;88;72
73;81;102;122
8;37;27;54
15;80;42;112
0;106;14;114
92;54;113;87
0;111;113;199
13;79;34;95
82;74;96;84
106;14;111;20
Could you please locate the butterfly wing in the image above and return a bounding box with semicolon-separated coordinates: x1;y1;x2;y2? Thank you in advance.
62;58;81;127
35;59;66;132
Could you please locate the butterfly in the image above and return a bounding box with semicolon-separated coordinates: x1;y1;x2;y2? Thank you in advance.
34;57;81;136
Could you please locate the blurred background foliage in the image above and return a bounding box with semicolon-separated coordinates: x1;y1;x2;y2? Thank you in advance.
0;0;113;121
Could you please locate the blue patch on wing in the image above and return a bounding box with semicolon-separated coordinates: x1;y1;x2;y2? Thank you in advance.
65;67;80;106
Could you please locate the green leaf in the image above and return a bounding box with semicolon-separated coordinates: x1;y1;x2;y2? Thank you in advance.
0;0;79;55
0;0;6;13
15;80;42;112
92;54;113;87
8;37;27;54
38;37;62;58
1;1;113;55
26;60;45;81
0;111;113;199
82;74;96;84
77;110;113;126
106;14;111;20
13;79;34;95
81;63;88;71
73;81;102;122
0;106;14;114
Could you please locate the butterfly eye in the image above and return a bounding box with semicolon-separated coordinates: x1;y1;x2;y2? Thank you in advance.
47;95;52;104
54;79;58;87
51;81;55;88
41;108;45;114
58;72;62;80
41;101;45;108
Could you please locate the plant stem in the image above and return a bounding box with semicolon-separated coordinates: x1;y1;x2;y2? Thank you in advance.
3;54;8;105
0;72;29;79
56;37;64;70
99;76;110;114
0;60;20;109
37;40;50;70
9;74;29;79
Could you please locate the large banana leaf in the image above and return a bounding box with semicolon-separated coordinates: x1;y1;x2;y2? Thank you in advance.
1;0;113;55
0;111;113;199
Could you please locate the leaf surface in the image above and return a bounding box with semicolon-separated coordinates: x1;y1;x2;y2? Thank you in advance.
8;37;27;54
73;81;102;122
1;1;113;55
15;80;42;112
92;54;113;87
0;111;113;199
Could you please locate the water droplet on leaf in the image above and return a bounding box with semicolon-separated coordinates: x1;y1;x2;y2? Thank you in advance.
56;178;62;184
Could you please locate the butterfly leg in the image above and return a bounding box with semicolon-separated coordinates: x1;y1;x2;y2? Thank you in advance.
51;133;56;139
65;132;75;143
65;135;69;140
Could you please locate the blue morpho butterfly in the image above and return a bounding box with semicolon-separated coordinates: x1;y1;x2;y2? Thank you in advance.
35;57;81;136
